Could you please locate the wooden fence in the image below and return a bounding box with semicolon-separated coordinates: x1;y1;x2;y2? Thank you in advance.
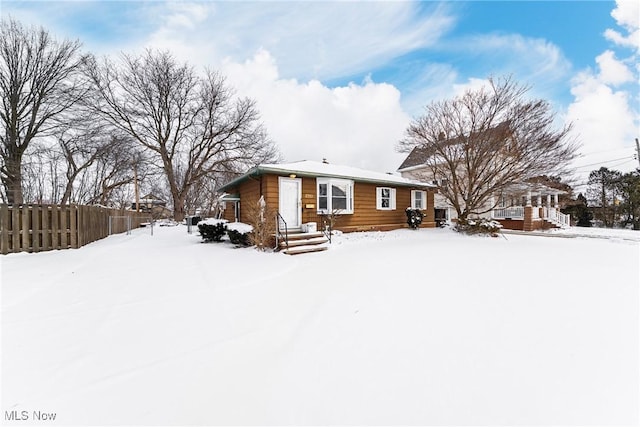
0;204;150;254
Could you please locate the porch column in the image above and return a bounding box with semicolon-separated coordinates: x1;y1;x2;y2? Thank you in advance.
544;194;551;219
526;191;532;207
553;194;559;209
537;194;544;218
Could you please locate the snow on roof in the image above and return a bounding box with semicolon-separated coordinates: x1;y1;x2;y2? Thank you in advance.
220;160;435;191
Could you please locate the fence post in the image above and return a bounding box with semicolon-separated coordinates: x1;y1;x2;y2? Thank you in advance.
51;205;60;250
11;206;19;251
42;205;50;251
1;204;8;255
78;205;84;247
22;206;31;252
60;206;68;249
70;205;78;249
32;205;41;252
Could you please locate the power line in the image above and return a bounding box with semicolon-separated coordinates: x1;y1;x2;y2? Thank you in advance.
572;156;635;170
577;145;636;157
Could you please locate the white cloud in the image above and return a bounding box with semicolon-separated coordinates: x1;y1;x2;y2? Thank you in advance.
566;70;638;179
457;33;572;84
611;0;639;32
595;50;634;85
452;78;492;97
566;0;639;183
142;2;455;82
395;35;572;117
221;50;411;173
604;0;640;51
604;28;640;51
163;2;209;30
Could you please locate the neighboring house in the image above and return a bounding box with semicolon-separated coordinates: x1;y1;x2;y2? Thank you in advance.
398;135;570;231
130;193;172;218
218;160;437;233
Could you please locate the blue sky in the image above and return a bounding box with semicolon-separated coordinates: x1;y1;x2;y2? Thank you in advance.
2;1;638;186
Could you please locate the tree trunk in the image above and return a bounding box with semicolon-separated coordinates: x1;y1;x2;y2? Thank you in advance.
173;194;186;222
60;173;77;206
3;154;24;205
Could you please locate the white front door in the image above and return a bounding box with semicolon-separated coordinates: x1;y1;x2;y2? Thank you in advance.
279;177;302;229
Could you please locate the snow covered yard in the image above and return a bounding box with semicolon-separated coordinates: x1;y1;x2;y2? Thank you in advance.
1;225;638;425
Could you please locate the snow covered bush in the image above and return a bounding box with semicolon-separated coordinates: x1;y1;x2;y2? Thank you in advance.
405;208;424;229
454;218;503;237
319;209;342;233
226;222;253;246
246;196;277;251
197;218;228;242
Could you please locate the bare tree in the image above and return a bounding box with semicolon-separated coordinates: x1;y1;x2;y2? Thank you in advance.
78;136;142;206
399;76;577;221
84;50;278;220
53;114;112;205
0;18;85;205
21;141;63;203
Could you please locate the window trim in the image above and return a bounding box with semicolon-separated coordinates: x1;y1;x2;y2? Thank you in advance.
411;190;427;210
376;187;397;210
317;177;354;215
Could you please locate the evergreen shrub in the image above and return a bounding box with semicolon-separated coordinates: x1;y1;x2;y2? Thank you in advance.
198;219;227;242
226;223;253;246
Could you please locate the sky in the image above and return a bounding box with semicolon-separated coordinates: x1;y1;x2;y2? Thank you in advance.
2;0;639;190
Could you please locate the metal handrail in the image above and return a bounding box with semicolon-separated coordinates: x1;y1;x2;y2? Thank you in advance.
275;212;289;250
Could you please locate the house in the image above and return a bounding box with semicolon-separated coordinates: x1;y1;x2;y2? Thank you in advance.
397;128;571;231
130;193;172;218
218;160;437;236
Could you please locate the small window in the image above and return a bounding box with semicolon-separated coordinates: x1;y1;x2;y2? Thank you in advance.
376;187;396;210
411;190;427;209
318;183;328;210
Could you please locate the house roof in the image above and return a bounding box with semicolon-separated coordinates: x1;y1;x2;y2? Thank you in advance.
398;145;434;171
398;121;512;171
218;160;436;192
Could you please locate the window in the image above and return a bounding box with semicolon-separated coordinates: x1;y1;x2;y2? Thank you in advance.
411;190;427;209
376;187;396;210
317;178;354;214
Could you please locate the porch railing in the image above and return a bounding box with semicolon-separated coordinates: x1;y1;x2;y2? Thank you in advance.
493;206;570;228
544;208;571;228
492;206;524;219
275;212;289;250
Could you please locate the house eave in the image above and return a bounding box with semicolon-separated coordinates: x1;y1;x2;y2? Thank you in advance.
397;164;429;173
218;164;436;192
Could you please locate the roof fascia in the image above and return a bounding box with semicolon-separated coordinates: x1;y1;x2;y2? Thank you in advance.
397;164;429;173
257;165;435;188
218;164;436;192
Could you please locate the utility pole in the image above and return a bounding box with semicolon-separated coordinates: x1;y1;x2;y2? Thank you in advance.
134;164;140;212
635;138;640;168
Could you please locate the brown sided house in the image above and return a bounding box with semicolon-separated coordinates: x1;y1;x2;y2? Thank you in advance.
218;160;437;234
